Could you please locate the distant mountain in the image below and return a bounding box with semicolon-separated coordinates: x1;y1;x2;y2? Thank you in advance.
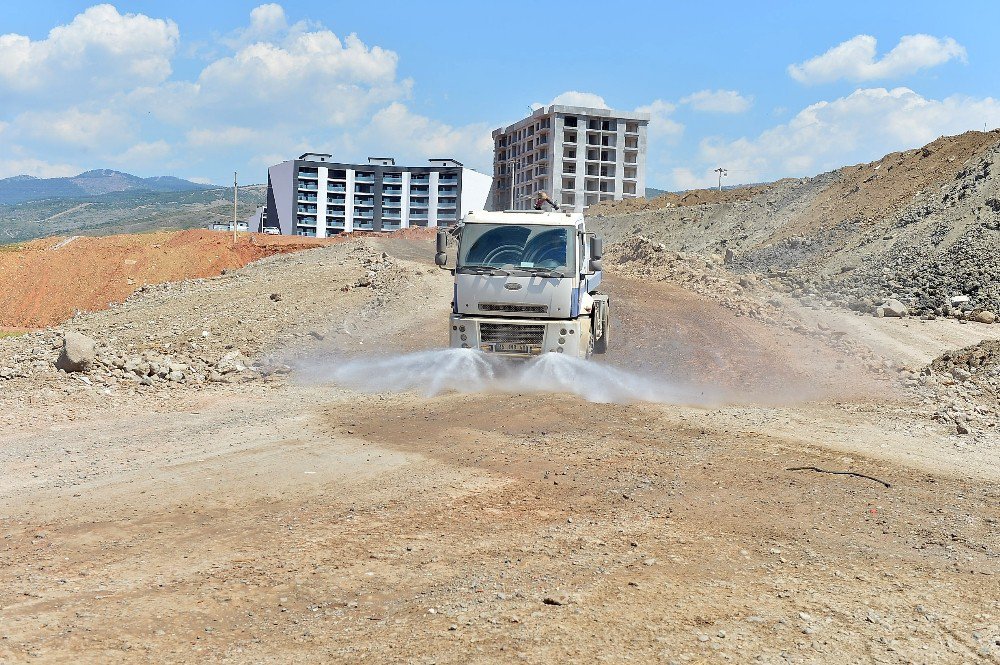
0;169;215;205
0;185;266;243
645;187;670;198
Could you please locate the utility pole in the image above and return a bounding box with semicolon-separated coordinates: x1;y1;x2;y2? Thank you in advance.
714;167;727;192
233;171;238;244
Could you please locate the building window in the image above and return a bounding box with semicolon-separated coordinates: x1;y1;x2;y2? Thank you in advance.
564;116;577;127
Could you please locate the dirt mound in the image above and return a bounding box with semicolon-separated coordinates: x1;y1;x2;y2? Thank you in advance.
591;129;1000;319
0;230;341;328
917;339;1000;433
589;183;776;216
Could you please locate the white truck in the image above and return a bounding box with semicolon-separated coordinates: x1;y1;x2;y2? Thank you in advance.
435;209;609;359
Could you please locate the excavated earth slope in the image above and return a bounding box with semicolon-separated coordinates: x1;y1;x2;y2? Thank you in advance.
592;129;1000;318
0;230;339;328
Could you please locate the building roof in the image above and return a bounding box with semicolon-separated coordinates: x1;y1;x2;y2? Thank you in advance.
494;105;650;135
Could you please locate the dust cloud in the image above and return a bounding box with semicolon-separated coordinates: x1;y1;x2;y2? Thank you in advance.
296;349;712;405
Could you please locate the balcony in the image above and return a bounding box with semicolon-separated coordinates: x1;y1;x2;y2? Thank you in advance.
328;185;346;193
383;212;401;220
297;182;318;191
297;206;318;214
382;186;402;195
298;171;318;180
354;198;374;207
297;195;317;203
297;217;317;225
383;175;403;184
355;173;375;183
354;211;374;219
437;177;458;186
327;195;345;204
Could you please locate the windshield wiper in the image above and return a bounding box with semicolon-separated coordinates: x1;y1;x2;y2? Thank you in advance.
515;266;565;278
457;265;510;276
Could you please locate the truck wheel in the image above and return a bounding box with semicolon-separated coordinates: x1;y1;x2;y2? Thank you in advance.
594;307;609;354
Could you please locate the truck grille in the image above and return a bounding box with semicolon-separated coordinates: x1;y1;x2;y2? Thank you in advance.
478;302;548;314
479;323;545;346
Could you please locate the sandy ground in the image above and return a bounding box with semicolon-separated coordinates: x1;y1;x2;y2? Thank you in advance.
0;237;998;663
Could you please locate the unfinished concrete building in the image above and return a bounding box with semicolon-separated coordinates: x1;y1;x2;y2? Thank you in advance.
490;105;649;212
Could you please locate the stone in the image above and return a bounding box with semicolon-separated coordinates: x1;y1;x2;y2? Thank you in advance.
877;298;908;318
974;310;996;324
55;332;97;372
270;293;283;302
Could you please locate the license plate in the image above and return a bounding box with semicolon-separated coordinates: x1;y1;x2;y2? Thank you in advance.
495;343;532;352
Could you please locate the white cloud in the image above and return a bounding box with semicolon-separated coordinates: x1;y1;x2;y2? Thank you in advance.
186;126;262;148
634;100;684;140
536;91;610;109
680;89;753;113
113;140;173;167
0;4;178;101
345;102;493;171
788;34;966;84
226;3;290;46
13;107;132;149
681;87;1000;188
670;167;716;190
0;157;80;179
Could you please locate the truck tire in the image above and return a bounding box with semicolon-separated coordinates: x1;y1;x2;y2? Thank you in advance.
593;300;609;354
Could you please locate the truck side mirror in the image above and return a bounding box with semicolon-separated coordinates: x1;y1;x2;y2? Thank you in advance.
588;235;603;273
435;229;449;267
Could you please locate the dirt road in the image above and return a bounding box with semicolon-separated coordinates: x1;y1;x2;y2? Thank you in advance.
0;239;997;663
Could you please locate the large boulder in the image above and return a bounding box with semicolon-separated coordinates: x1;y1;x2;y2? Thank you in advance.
876;298;908;318
974;310;996;324
55;332;97;373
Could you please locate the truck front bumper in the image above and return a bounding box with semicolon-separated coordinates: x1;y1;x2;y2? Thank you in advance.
449;314;589;358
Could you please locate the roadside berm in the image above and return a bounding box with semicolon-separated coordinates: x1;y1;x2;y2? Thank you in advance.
0;134;998;663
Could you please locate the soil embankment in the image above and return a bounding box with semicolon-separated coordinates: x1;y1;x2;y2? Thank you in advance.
0;230;338;328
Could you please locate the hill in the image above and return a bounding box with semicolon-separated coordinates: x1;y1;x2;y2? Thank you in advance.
0;185;266;243
0;169;214;205
592;129;1000;318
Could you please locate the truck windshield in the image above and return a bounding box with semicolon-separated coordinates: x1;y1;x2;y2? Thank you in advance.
458;224;573;274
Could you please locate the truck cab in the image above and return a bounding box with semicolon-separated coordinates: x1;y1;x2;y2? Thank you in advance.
436;210;609;358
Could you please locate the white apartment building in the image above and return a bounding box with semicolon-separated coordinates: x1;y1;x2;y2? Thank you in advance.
257;154;492;236
490;105;650;212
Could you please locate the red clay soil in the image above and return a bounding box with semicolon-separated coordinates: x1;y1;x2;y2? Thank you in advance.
0;230;344;329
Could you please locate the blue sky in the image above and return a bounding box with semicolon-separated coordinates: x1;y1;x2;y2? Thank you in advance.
1;1;998;189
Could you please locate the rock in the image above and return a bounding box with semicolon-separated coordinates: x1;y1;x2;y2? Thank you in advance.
974;310;996;324
957;422;970;435
55;332;97;372
724;248;736;264
877;298;908;318
270;293;283;302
